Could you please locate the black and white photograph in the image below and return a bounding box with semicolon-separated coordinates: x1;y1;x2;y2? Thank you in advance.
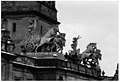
1;0;118;81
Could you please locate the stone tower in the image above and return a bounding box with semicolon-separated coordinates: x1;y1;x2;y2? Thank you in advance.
1;1;60;53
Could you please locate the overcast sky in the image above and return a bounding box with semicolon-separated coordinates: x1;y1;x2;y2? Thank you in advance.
56;1;118;76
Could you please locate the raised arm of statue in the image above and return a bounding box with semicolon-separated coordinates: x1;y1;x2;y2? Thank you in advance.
77;35;81;40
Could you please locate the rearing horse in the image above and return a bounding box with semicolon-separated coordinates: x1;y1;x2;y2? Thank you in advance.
79;43;97;63
35;25;59;52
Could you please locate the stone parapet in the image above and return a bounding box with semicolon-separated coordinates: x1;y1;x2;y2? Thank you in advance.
1;51;103;80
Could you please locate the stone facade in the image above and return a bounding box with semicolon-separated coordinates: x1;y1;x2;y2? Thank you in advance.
1;1;60;53
1;51;103;80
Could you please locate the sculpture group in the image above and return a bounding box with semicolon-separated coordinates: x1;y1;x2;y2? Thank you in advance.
20;18;102;69
64;36;102;68
20;18;66;53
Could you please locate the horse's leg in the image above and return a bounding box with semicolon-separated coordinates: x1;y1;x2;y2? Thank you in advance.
53;44;56;52
51;44;57;52
64;53;68;59
39;43;48;52
46;42;53;52
83;58;87;65
49;43;53;52
48;43;52;52
36;45;42;52
58;48;62;53
65;55;71;61
41;45;46;52
59;49;63;53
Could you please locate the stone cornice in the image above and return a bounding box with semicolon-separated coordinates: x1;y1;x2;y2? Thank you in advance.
2;10;60;24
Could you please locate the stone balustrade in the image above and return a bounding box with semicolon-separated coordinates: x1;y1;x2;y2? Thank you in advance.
14;52;101;78
1;51;103;80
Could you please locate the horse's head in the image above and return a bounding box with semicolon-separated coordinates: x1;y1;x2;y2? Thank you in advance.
46;25;59;37
51;24;60;33
86;43;97;52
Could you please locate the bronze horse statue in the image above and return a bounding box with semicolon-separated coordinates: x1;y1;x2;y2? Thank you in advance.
78;43;102;67
34;24;66;53
78;43;97;62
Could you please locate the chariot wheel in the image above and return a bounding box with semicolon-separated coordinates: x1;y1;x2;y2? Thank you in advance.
25;42;35;52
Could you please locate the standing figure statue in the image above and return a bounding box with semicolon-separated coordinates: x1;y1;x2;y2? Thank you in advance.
20;18;39;52
64;35;81;63
28;18;37;35
2;18;8;29
1;30;15;52
71;35;81;51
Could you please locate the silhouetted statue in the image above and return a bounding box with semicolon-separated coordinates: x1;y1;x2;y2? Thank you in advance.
64;36;81;63
71;35;81;51
79;43;97;64
78;43;102;67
